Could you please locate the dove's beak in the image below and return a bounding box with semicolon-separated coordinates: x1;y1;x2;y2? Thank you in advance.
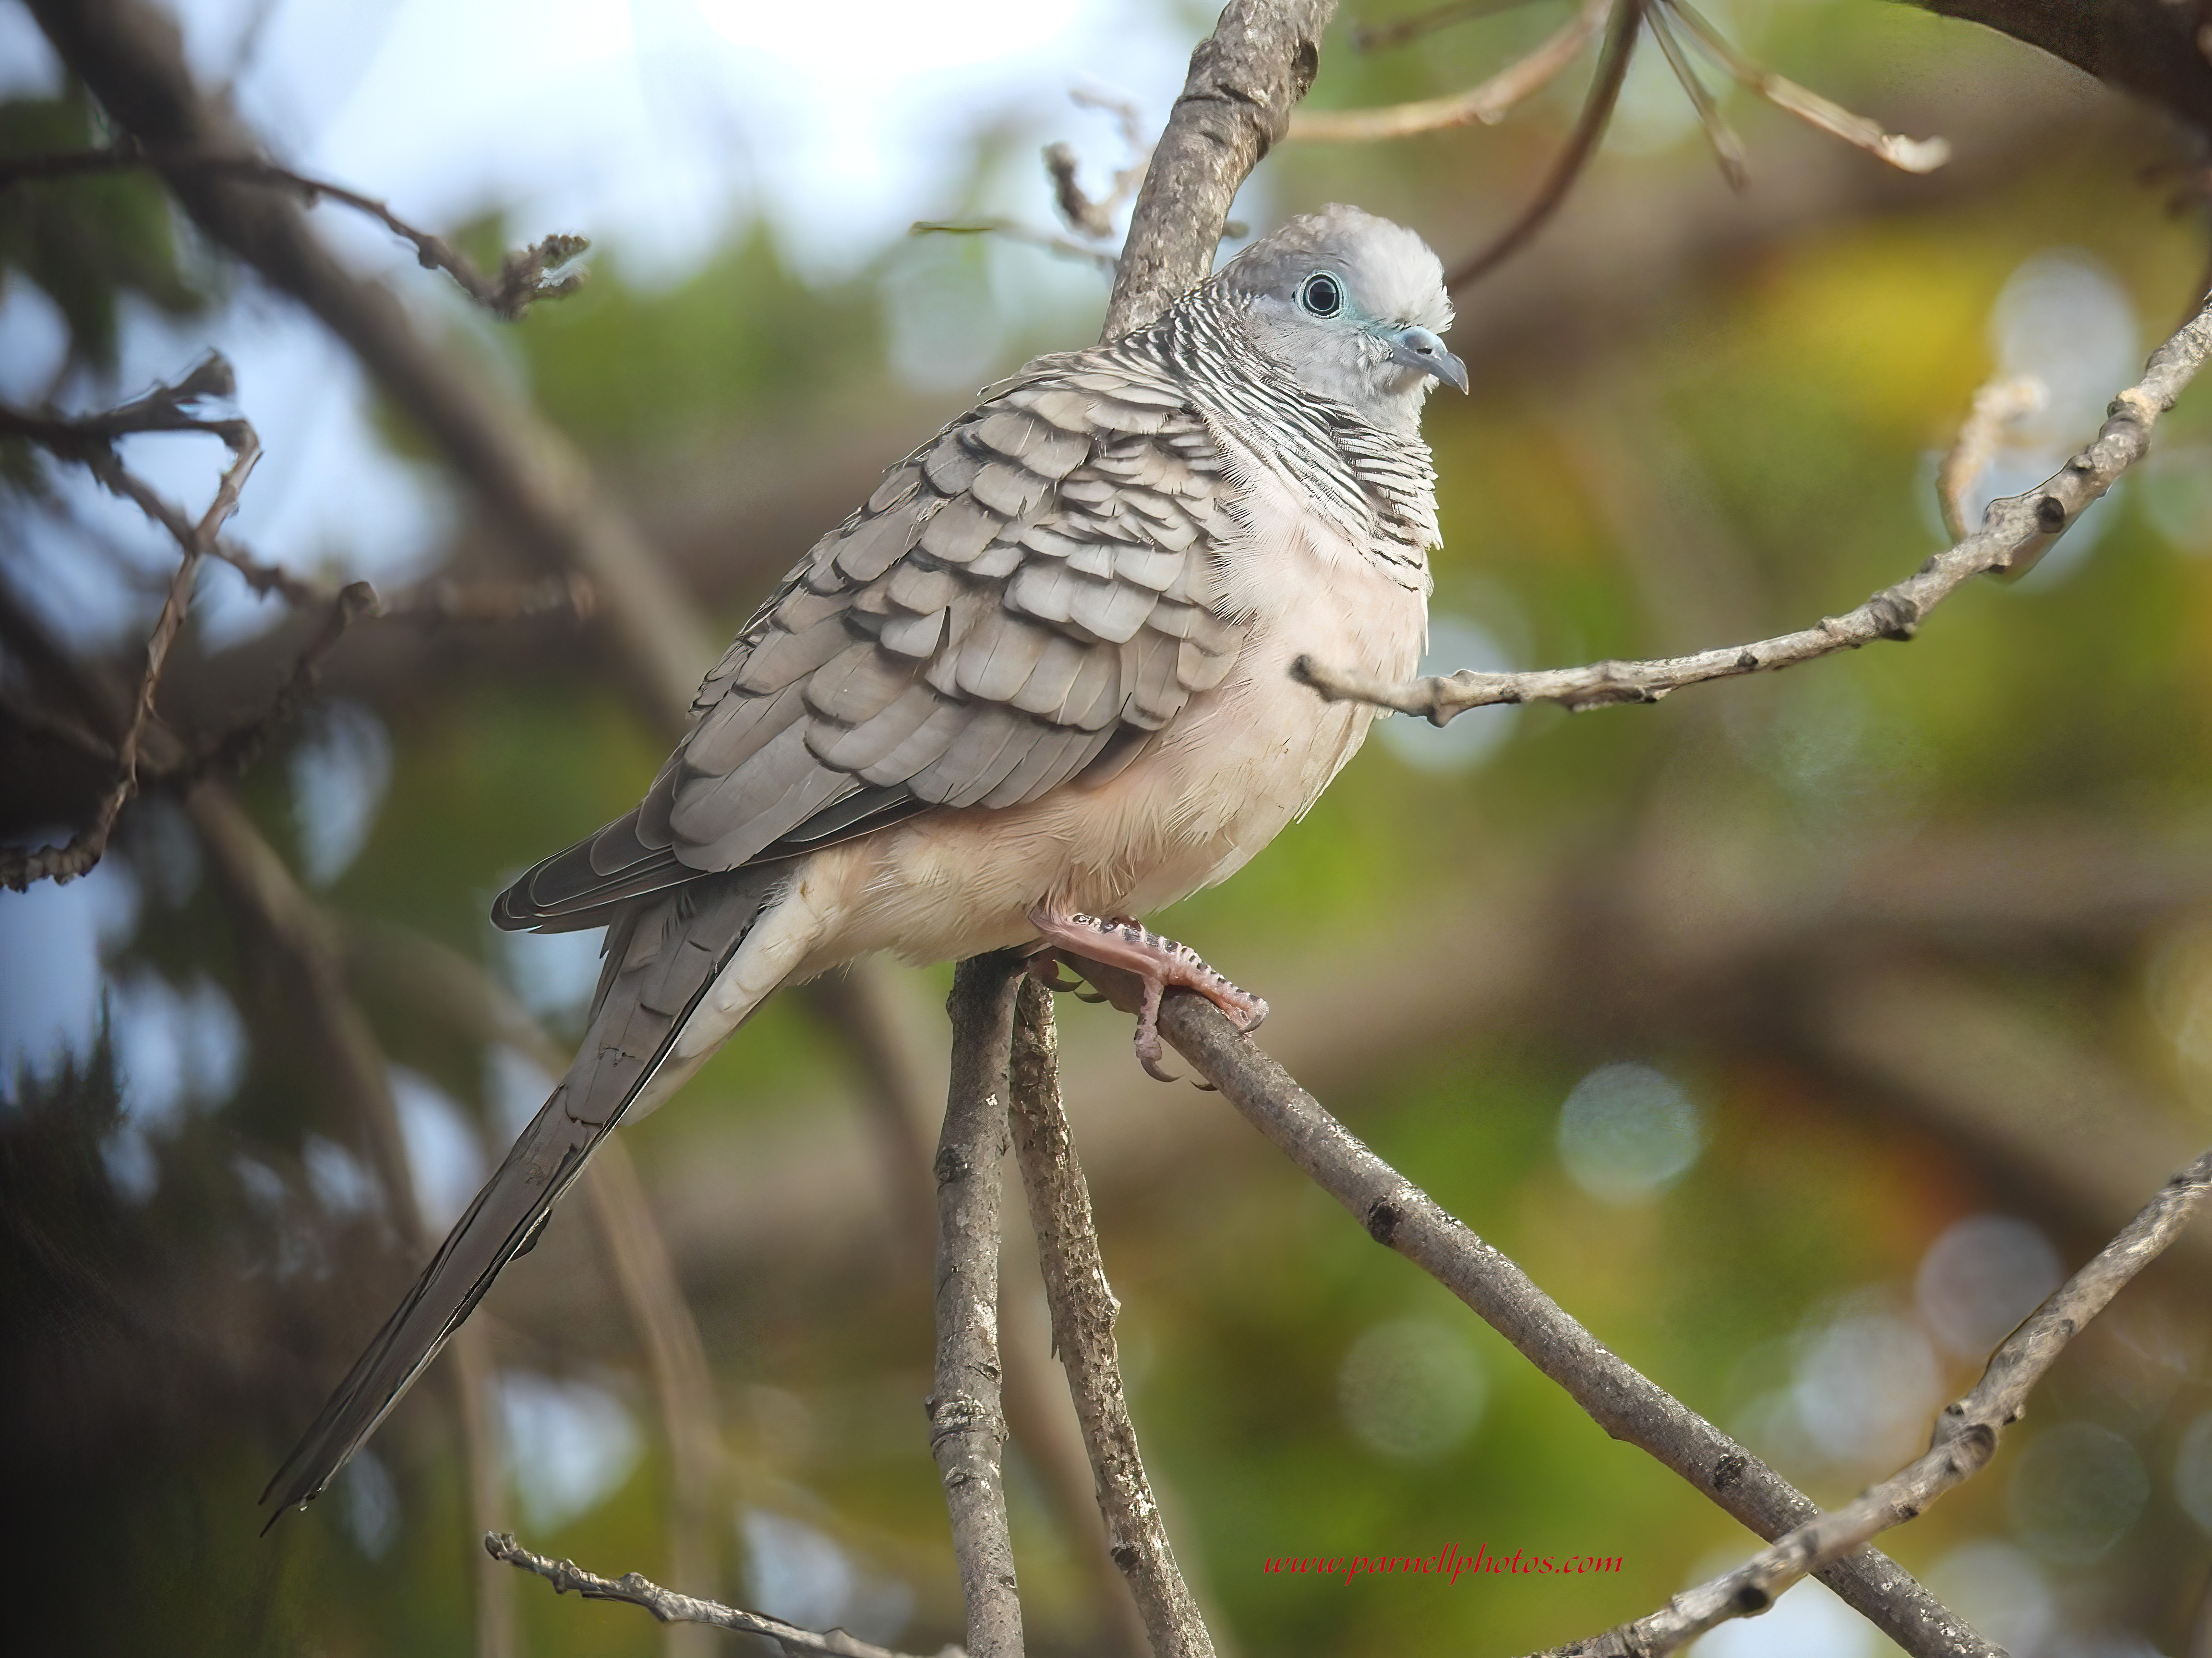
1387;325;1468;394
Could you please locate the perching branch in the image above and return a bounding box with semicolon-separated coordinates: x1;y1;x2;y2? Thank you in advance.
1047;961;1995;1658
1007;976;1214;1658
486;1534;953;1658
1298;286;2212;719
932;955;1027;1658
1539;1142;2212;1658
0;143;589;319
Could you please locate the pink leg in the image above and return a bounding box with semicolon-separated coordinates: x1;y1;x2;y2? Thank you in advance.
1026;904;1268;1082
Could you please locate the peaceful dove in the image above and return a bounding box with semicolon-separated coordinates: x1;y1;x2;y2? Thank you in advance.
264;204;1465;1519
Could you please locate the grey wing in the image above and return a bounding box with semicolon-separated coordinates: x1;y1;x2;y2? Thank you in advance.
493;363;1248;932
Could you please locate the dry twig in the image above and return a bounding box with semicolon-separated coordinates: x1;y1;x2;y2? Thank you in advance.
1645;0;1747;190
1352;0;1545;52
1008;977;1213;1657
1103;0;1340;337
908;219;1119;275
486;1534;952;1658
33;0;715;729
0;143;589;319
1936;372;2044;541
1299;289;2212;718
1446;0;1642;288
0;359;259;889
1293;0;1610;141
1667;0;1949;174
1538;1144;2212;1657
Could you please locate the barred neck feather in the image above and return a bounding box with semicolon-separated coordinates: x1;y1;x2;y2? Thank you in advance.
1105;281;1441;592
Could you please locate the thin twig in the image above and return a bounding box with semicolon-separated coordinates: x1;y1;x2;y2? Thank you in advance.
1300;290;2212;719
1045;87;1151;240
0;144;589;318
910;220;1119;276
1446;0;1642;289
1936;372;2044;541
1292;0;1610;141
1042;961;1995;1658
486;1534;953;1658
1645;0;1746;190
1541;1144;2212;1657
1352;0;1546;52
1007;977;1214;1657
0;361;261;890
933;955;1027;1658
32;0;715;729
1665;0;1948;174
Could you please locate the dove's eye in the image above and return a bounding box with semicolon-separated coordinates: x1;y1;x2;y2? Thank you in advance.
1299;273;1342;317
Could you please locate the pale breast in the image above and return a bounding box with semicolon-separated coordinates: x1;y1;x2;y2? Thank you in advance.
795;456;1431;974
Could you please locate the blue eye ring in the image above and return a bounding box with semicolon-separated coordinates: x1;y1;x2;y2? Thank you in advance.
1300;272;1342;317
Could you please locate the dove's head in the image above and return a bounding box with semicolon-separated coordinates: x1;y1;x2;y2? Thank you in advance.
1218;204;1464;435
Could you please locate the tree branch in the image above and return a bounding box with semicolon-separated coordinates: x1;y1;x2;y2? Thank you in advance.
1299;286;2212;719
1445;0;1643;290
1102;0;1339;338
1007;976;1214;1657
486;1534;954;1658
0;359;260;890
1538;1143;2212;1657
27;0;718;729
1048;962;1996;1658
1291;0;1609;141
0;145;587;319
932;955;1027;1658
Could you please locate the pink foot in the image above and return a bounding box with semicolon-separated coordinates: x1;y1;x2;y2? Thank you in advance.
1026;904;1268;1082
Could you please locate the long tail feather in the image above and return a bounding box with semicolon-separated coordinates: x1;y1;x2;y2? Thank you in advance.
261;869;781;1523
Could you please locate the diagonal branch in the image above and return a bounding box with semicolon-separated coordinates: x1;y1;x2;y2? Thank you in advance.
1538;1143;2212;1657
1048;960;1996;1658
1292;0;1611;141
1299;286;2212;720
487;1534;954;1658
0;144;589;320
1445;0;1643;289
1103;0;1340;338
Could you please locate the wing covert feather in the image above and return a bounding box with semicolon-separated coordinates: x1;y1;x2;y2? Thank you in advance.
494;354;1254;928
